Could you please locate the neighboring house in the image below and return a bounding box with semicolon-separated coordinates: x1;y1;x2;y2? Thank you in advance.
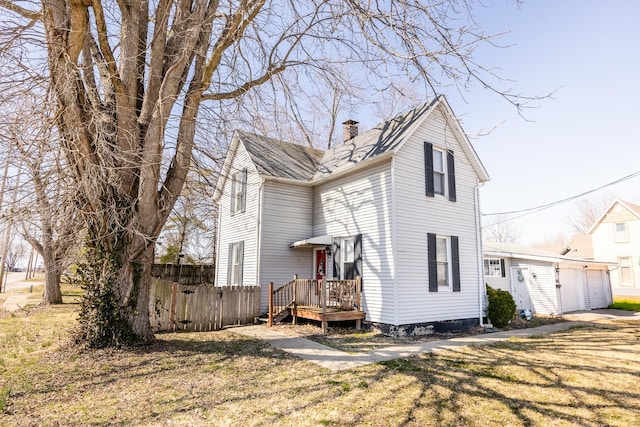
483;242;613;315
213;95;491;333
588;199;640;297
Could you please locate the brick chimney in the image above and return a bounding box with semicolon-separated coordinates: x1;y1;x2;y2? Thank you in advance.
342;120;359;142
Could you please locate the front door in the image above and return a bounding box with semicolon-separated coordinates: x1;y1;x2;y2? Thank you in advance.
511;267;532;312
315;249;326;280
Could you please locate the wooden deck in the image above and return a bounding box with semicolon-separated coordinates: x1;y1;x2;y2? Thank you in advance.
268;276;365;333
292;305;365;329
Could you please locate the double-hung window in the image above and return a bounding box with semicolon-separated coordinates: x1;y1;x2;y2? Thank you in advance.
227;241;244;286
230;168;247;215
433;149;445;196
332;235;362;280
619;257;632;285
484;258;505;277
435;236;449;286
424;142;456;201
614;223;628;243
428;233;461;292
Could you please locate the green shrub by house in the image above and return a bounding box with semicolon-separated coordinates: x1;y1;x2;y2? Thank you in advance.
486;285;516;328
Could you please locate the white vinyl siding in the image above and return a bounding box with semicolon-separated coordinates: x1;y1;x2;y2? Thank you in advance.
591;203;640;295
394;106;483;324
258;182;314;312
509;259;558;315
313;161;394;324
215;143;260;288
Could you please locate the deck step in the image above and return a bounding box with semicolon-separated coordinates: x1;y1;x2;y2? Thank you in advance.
273;308;291;324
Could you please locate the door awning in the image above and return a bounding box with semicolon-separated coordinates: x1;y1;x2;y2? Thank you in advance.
289;235;333;248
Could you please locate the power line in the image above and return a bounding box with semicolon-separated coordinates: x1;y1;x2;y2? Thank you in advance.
482;169;640;218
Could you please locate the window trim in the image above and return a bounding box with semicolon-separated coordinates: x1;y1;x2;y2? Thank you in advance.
428;233;461;292
230;167;247;215
484;258;505;277
227;241;244;286
435;235;450;287
614;222;628;243
424;142;456;202
433;149;445;196
618;256;633;286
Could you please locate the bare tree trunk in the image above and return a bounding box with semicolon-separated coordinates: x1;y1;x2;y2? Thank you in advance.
42;252;63;305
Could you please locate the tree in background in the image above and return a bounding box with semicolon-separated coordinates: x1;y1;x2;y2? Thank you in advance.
0;0;541;347
8;94;83;304
482;214;521;244
565;194;616;234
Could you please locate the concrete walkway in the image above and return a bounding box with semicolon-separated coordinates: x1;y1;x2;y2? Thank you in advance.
232;321;586;372
1;293;32;312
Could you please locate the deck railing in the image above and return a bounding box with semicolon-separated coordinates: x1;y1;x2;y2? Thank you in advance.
268;275;362;327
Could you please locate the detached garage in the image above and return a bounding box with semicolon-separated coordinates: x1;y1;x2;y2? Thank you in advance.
484;242;613;315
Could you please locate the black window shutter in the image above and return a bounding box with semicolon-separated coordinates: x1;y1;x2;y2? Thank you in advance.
226;242;233;285
230;174;236;216
500;259;506;278
241;167;247;213
427;233;438;292
354;234;362;278
451;236;461;292
332;238;341;279
237;241;244;285
447;150;456;202
424;142;435;197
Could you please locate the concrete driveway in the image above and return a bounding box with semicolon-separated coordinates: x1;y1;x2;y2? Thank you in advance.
562;308;640;322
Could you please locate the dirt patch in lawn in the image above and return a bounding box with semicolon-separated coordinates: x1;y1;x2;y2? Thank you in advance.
274;315;566;353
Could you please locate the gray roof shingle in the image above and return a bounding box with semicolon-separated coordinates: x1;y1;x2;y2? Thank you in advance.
238;130;324;181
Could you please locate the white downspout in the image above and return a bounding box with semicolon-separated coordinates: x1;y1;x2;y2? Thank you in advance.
474;181;486;326
390;156;399;326
255;178;265;287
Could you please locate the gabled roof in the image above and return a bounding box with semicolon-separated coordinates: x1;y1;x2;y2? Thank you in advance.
239;130;324;180
587;199;640;234
314;95;490;182
214;95;489;200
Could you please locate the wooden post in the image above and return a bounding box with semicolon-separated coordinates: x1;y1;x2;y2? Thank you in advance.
268;282;274;327
356;276;362;330
169;282;178;331
321;273;327;334
292;275;298;325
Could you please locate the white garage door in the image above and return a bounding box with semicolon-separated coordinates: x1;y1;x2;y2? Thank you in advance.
585;270;608;309
559;269;582;313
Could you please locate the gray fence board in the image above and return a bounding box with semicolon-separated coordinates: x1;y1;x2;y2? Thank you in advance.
149;279;260;332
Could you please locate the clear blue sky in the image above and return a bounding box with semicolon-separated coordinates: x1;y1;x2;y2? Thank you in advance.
443;0;640;244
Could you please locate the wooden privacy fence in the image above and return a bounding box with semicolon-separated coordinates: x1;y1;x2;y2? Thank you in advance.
150;263;215;285
149;279;260;332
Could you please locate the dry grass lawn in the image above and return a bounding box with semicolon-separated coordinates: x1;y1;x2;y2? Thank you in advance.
1;302;639;426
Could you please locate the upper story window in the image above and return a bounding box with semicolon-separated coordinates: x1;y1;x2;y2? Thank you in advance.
433;149;445;196
614;222;628;243
484;258;505;277
424;142;456;202
230;167;247;215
